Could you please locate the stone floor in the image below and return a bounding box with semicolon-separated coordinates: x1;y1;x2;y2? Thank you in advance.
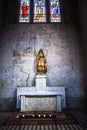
71;111;87;130
0;111;87;130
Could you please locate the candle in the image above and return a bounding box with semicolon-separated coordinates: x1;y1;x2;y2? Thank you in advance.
32;114;35;117
22;114;25;117
38;114;41;117
43;114;46;117
49;114;52;117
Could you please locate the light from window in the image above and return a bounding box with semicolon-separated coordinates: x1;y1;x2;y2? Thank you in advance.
19;0;30;23
34;0;46;22
50;0;61;22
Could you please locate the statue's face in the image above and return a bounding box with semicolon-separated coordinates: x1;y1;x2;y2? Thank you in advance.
39;52;44;57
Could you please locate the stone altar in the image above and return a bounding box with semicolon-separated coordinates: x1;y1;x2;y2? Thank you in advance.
16;74;66;112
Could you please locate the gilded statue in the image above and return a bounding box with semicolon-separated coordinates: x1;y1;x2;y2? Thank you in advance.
36;49;47;74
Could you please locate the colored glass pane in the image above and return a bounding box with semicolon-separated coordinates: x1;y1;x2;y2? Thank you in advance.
50;0;61;22
34;0;46;22
19;0;30;23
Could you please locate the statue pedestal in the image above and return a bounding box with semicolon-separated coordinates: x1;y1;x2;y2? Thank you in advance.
36;74;46;91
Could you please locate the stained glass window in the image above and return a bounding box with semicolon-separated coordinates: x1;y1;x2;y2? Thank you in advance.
19;0;30;23
34;0;46;22
19;0;61;23
50;0;61;22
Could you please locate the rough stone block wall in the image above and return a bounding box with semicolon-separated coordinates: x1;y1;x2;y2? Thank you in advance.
0;24;85;111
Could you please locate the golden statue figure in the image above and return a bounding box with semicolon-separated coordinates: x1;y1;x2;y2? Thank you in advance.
36;49;47;74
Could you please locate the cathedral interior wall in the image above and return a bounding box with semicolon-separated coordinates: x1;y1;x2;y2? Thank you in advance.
0;0;87;111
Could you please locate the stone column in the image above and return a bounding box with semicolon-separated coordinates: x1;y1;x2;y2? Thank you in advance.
56;95;62;112
21;95;25;111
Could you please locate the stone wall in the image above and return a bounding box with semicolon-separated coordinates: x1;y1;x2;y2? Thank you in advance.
0;23;86;111
78;0;87;108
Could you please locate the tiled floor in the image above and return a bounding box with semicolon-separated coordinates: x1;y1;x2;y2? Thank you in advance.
0;111;87;130
0;124;84;130
71;111;87;130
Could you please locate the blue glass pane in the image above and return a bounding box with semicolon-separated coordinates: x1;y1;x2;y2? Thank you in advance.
50;0;61;22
